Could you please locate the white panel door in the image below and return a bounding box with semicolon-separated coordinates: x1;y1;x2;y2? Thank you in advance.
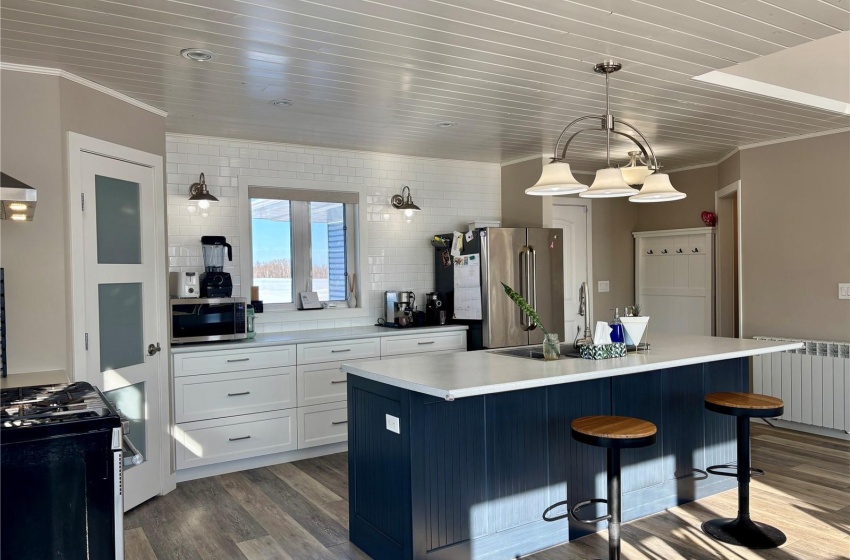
80;151;164;511
553;205;589;344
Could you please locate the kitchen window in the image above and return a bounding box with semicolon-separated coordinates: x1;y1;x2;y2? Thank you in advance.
248;186;357;308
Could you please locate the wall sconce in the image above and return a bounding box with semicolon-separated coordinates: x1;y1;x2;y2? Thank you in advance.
187;172;218;214
390;185;421;218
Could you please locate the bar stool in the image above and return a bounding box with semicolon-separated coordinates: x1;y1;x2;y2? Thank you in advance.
703;392;786;549
569;415;657;560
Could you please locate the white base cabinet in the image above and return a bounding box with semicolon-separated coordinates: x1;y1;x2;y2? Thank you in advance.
171;329;466;479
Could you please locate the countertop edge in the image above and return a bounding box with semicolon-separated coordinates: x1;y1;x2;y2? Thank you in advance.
171;324;469;354
343;341;804;400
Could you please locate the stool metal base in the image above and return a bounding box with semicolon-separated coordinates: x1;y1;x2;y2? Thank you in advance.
702;516;787;549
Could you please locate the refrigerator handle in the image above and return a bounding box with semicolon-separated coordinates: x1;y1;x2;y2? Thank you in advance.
518;248;527;329
529;245;538;331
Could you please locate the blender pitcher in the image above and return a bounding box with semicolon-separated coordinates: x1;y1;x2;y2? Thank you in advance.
201;236;232;272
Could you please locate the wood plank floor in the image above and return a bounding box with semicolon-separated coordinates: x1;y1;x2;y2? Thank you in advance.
126;424;850;559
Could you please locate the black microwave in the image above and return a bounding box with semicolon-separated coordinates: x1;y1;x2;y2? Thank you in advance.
170;297;247;344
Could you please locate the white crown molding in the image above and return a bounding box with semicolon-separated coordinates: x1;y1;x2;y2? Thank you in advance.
0;62;168;118
500;154;547;167
662;161;719;174
715;148;739;165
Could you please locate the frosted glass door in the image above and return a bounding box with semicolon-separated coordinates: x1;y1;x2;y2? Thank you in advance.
81;151;163;511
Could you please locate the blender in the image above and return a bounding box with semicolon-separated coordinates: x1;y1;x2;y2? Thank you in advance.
200;235;234;297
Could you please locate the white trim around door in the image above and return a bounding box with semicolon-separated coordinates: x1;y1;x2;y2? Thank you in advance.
67;132;175;500
715;180;743;338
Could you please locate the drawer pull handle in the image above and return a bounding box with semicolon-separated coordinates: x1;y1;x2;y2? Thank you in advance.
332;420;348;425
331;349;351;353
418;341;436;345
228;435;251;442
331;380;347;384
227;358;250;363
227;391;251;397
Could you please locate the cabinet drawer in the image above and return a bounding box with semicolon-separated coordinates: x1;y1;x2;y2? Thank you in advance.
297;403;348;449
297;360;370;407
175;410;296;469
296;338;380;365
381;331;467;357
174;345;296;377
174;366;296;423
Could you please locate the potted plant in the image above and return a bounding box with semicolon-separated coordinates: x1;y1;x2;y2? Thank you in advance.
501;282;560;360
620;304;650;348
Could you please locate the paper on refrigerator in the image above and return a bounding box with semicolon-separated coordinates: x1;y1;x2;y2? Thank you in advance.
453;253;482;320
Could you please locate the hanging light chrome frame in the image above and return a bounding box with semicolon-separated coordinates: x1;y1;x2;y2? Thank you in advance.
527;61;685;202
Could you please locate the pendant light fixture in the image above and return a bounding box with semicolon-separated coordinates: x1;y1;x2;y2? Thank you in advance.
526;61;685;203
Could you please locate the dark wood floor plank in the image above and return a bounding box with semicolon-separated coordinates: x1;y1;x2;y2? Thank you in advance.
185;476;268;542
242;467;349;548
124;527;158;560
219;471;339;560
180;506;250;560
268;461;346;504
126;494;205;560
237;535;295;560
292;455;349;499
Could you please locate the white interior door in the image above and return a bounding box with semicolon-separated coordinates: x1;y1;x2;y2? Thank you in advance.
80;151;164;511
553;205;589;344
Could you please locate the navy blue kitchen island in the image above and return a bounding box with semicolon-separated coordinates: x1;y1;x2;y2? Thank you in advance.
342;335;801;560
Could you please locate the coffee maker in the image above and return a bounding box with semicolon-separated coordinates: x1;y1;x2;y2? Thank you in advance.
384;291;415;326
424;292;443;325
200;235;234;297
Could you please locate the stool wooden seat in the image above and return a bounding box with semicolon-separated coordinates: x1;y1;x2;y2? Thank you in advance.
571;416;657;448
704;392;784;418
702;392;786;549
568;415;657;560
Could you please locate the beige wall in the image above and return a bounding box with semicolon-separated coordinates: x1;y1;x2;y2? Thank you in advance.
0;69;165;375
591;198;638;322
501;157;551;227
634;166;718;232
717;150;740;189
1;72;65;375
740;132;850;341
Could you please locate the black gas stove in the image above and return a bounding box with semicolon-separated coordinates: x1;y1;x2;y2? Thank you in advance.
1;382;124;559
0;381;119;443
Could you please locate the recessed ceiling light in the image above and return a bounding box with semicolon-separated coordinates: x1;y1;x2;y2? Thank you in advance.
180;48;216;62
270;99;294;107
434;121;457;128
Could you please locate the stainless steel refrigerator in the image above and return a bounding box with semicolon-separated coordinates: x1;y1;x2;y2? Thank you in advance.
434;227;564;350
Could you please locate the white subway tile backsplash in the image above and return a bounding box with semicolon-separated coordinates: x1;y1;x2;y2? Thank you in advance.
166;134;500;332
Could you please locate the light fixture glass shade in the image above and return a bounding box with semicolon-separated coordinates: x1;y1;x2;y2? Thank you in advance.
579;168;639;198
620;165;653;186
629;173;686;202
525;161;587;196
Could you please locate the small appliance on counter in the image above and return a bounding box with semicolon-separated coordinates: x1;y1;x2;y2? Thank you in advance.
170;297;248;344
424;292;443;326
169;270;200;298
381;291;416;327
200;235;234;298
1;382;124;560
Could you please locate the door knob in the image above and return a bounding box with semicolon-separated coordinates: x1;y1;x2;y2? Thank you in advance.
147;343;162;356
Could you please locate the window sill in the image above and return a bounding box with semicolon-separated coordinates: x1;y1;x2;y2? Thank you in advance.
254;306;371;324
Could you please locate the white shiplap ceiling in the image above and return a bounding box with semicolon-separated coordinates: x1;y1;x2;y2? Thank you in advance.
1;0;849;169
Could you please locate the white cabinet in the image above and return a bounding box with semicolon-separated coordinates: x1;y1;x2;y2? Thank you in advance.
634;228;715;336
174;366;296;423
171;328;466;477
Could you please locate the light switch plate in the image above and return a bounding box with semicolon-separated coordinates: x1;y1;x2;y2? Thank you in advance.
840;283;850;300
386;414;400;434
598;280;610;293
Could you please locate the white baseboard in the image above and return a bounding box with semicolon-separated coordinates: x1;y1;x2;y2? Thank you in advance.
753;418;849;440
175;442;348;483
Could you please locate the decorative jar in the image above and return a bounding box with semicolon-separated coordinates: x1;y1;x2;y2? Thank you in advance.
543;333;561;361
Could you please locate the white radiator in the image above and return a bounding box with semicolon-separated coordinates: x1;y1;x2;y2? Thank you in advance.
752;337;850;432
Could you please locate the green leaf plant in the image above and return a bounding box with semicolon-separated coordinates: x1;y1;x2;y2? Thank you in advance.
501;282;549;336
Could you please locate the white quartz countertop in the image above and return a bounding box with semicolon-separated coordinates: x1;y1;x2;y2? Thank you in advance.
170;324;468;354
342;335;803;400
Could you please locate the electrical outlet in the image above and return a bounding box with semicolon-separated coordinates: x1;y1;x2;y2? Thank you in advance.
386;414;400;434
840;283;850;300
598;280;610;293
